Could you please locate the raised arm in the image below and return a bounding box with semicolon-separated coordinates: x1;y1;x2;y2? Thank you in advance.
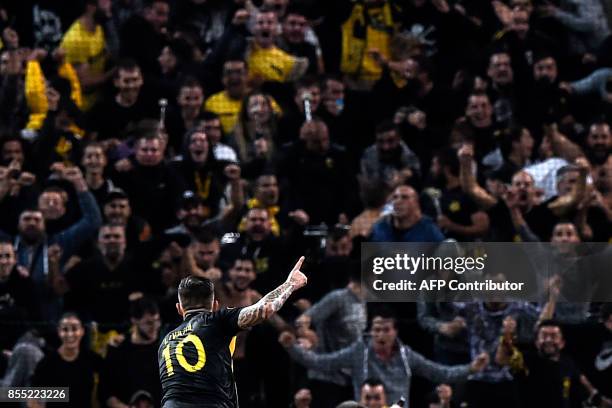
219;164;246;227
546;125;584;163
537;276;561;326
54;166;102;255
279;331;359;372
408;345;488;383
550;3;600;33
237;256;307;329
458;144;498;210
547;161;589;217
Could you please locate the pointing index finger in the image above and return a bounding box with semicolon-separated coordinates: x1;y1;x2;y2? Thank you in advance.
293;256;305;271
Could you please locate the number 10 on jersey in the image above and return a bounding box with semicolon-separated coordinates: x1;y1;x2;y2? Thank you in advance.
162;334;207;375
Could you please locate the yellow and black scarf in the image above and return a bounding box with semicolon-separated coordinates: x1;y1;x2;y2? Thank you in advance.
238;198;280;237
340;1;397;81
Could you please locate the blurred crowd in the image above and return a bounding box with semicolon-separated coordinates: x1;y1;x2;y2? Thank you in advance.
0;0;611;407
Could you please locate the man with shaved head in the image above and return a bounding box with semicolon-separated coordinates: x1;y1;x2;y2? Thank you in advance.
369;185;445;242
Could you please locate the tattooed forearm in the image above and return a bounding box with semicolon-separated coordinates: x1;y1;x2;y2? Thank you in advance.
266;281;295;310
238;281;295;328
237;303;268;327
238;256;307;329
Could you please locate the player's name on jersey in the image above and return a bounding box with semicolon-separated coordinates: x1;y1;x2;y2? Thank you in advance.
164;322;194;344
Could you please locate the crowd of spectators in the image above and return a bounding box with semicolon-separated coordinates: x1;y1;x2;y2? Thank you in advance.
0;0;611;407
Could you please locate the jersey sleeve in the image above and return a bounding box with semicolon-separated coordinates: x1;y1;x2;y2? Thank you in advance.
216;307;244;337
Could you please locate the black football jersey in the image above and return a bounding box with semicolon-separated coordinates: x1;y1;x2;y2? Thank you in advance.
159;308;242;407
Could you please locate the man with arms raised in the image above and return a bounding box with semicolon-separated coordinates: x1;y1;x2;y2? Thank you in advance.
158;256;307;407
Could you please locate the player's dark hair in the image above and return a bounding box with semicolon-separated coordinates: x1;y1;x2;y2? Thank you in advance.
178;276;215;311
361;377;384;388
130;297;160;319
